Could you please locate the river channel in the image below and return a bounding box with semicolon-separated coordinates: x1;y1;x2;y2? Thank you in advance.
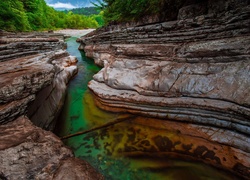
56;35;239;180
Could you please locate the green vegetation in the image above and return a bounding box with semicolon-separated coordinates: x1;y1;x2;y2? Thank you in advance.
0;0;184;31
94;0;185;24
0;0;104;32
64;7;100;16
63;7;104;27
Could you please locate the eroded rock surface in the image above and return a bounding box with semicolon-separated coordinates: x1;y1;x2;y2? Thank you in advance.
0;31;65;62
80;0;250;178
0;116;104;180
0;50;77;129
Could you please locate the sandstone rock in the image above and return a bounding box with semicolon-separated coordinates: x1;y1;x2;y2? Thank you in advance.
80;1;250;178
0;116;103;180
0;32;66;62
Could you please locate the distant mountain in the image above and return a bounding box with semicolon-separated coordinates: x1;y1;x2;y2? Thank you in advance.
45;0;102;9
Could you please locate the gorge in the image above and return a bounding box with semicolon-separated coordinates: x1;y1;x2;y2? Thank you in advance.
78;0;250;179
0;31;104;179
0;0;249;179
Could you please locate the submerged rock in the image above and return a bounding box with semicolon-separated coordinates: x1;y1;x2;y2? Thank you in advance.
80;0;250;178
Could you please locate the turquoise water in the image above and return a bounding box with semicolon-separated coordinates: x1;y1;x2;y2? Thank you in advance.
56;36;239;180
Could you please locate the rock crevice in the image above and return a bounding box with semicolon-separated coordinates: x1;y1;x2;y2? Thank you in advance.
0;31;104;179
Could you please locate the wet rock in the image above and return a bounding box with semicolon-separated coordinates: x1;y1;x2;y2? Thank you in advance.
51;158;104;180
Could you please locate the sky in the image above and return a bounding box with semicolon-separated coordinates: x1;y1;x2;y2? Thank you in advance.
45;0;98;9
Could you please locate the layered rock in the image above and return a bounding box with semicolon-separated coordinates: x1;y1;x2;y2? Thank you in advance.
27;51;78;130
80;0;250;178
0;31;78;129
0;32;103;179
0;31;66;62
0;49;77;130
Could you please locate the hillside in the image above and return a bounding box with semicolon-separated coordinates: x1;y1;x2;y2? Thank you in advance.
64;7;100;16
0;0;103;31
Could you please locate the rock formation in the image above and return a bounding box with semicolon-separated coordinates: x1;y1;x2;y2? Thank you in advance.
80;0;250;178
0;31;78;130
0;116;104;180
0;31;103;179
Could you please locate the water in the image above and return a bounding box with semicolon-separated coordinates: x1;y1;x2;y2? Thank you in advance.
56;36;239;180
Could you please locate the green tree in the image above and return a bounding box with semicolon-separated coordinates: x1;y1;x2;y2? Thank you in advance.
0;0;31;31
94;0;185;24
0;0;103;32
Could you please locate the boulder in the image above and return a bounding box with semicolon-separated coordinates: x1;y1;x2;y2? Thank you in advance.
0;116;104;180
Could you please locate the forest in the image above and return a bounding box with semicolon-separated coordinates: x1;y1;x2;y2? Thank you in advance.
95;0;185;23
0;0;104;32
0;0;185;32
63;7;100;16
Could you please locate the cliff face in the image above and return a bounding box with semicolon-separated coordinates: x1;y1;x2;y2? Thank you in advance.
80;0;250;178
0;32;78;130
0;32;104;179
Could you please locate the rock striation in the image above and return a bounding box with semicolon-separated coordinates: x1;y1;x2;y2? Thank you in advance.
0;31;77;129
80;0;250;178
0;32;103;179
0;31;66;62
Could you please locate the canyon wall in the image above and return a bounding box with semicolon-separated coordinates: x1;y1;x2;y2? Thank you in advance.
0;32;103;179
0;31;71;128
80;0;250;178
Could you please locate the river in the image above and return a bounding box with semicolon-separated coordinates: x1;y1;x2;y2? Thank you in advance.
55;34;239;180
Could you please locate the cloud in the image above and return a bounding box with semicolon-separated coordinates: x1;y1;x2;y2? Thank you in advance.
47;2;77;9
45;0;52;3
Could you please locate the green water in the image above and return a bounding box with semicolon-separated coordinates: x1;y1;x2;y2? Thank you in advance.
56;37;239;180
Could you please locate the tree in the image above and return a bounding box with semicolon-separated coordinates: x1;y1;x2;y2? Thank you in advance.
95;0;185;24
0;0;103;32
0;0;31;31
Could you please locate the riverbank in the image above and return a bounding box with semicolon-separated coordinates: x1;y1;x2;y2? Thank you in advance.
55;29;95;37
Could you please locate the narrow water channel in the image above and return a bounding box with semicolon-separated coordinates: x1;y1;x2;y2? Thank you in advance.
56;36;239;180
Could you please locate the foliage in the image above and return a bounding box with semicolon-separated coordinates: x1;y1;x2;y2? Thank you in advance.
63;7;104;28
0;0;104;32
63;7;100;16
94;0;185;24
0;0;31;31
